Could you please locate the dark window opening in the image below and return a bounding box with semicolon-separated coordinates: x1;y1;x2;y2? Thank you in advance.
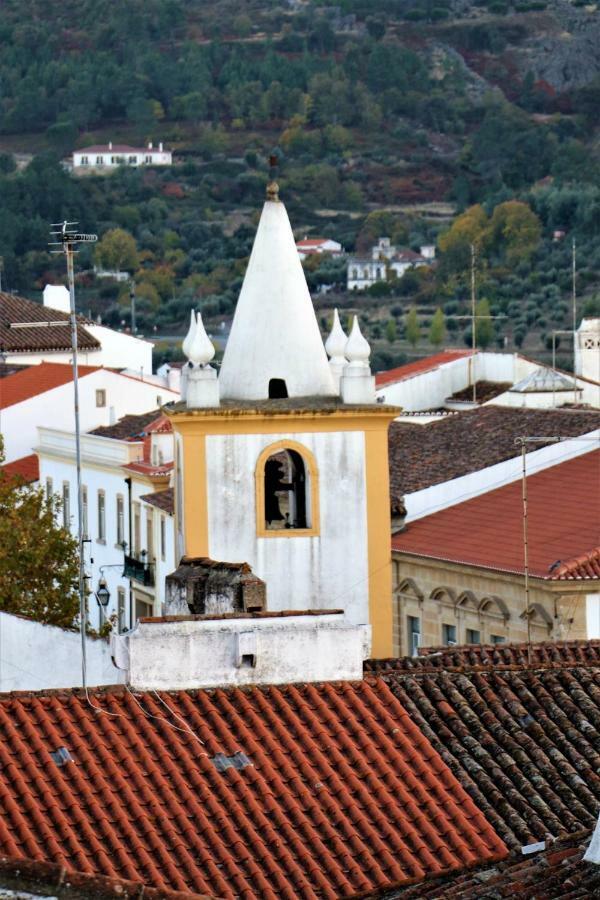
268;378;288;399
264;449;308;530
241;653;256;668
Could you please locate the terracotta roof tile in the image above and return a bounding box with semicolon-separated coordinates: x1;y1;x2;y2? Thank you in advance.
371;646;600;850
376;350;472;387
140;486;174;513
0;853;219;899
393;449;600;579
365;640;600;672
0;362;99;410
90;409;162;440
0;680;507;899
394;830;600;898
0;292;99;352
1;454;39;483
388;405;600;497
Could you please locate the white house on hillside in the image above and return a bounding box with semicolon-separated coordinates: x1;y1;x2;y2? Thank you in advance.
73;141;172;170
296;237;343;260
347;237;435;290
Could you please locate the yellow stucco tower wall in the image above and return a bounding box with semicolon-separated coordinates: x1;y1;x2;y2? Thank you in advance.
168;405;396;658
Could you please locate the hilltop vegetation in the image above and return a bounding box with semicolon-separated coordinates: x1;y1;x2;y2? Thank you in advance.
0;0;599;368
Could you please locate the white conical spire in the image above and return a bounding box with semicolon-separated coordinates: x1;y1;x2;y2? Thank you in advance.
345;316;371;368
182;310;196;359
187;311;215;367
325;308;348;364
219;194;336;400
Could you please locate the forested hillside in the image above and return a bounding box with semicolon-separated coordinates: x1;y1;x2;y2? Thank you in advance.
0;0;599;369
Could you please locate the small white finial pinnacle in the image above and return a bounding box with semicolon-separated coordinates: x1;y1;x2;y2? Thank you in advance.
182;310;196;359
345;315;371;367
187;311;215;367
325;308;348;364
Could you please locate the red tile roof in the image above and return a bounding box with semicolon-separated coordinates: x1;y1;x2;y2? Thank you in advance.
1;454;39;483
121;460;173;478
395;830;600;899
0;292;99;353
0;363;99;410
374;650;600;849
76;144;165;154
296;237;330;247
365;639;600;672
393;449;600;580
376;350;472;387
0;680;507;899
0;853;218;899
140;486;174;513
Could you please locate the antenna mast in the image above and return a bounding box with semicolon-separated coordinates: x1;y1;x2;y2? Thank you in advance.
470;243;477;403
49;222;97;685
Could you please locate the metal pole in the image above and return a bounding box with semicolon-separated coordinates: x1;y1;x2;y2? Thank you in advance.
520;443;532;666
552;332;556;409
471;243;477;403
66;244;87;682
130;281;136;336
572;237;577;360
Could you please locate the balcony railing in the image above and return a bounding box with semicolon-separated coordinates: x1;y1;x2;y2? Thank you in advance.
123;554;155;587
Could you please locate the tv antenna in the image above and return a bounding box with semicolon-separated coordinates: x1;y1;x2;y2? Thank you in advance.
49;221;98;684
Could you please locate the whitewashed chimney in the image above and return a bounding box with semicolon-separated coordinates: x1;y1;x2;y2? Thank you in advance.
43;284;70;314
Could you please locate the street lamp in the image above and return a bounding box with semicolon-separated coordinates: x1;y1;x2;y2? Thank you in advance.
95;577;110;609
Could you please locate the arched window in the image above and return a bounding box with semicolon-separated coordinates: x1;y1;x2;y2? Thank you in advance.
255;441;319;537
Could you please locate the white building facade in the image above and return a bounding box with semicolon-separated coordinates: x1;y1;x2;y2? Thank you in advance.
347;237;435;290
1;365;178;464
73;141;172;170
37;423;175;633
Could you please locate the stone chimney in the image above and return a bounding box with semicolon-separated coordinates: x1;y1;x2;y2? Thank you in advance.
165;557;267;616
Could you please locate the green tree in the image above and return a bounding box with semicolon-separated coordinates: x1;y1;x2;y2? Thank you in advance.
438;204;489;274
386;318;397;343
0;446;79;626
94;228;139;274
429;307;446;346
489;200;541;263
475;298;494;349
405;307;421;347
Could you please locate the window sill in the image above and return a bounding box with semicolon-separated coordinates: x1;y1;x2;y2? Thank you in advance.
257;527;319;539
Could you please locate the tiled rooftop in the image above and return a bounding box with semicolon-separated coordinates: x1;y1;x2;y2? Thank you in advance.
365;640;600;672
0;854;218;899
90;409;161;441
140;486;174;513
376;649;600;850
0;680;506;899
1;453;39;484
388;405;600;496
0;292;99;352
0;362;98;410
393;830;600;899
376;350;471;388
393;449;600;579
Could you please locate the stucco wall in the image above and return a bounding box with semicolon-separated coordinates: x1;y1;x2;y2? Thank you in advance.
113;615;370;690
204;431;370;624
3;368;177;464
391;554;589;655
0;612;122;691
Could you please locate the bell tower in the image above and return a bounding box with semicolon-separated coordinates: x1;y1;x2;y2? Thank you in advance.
166;182;398;657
